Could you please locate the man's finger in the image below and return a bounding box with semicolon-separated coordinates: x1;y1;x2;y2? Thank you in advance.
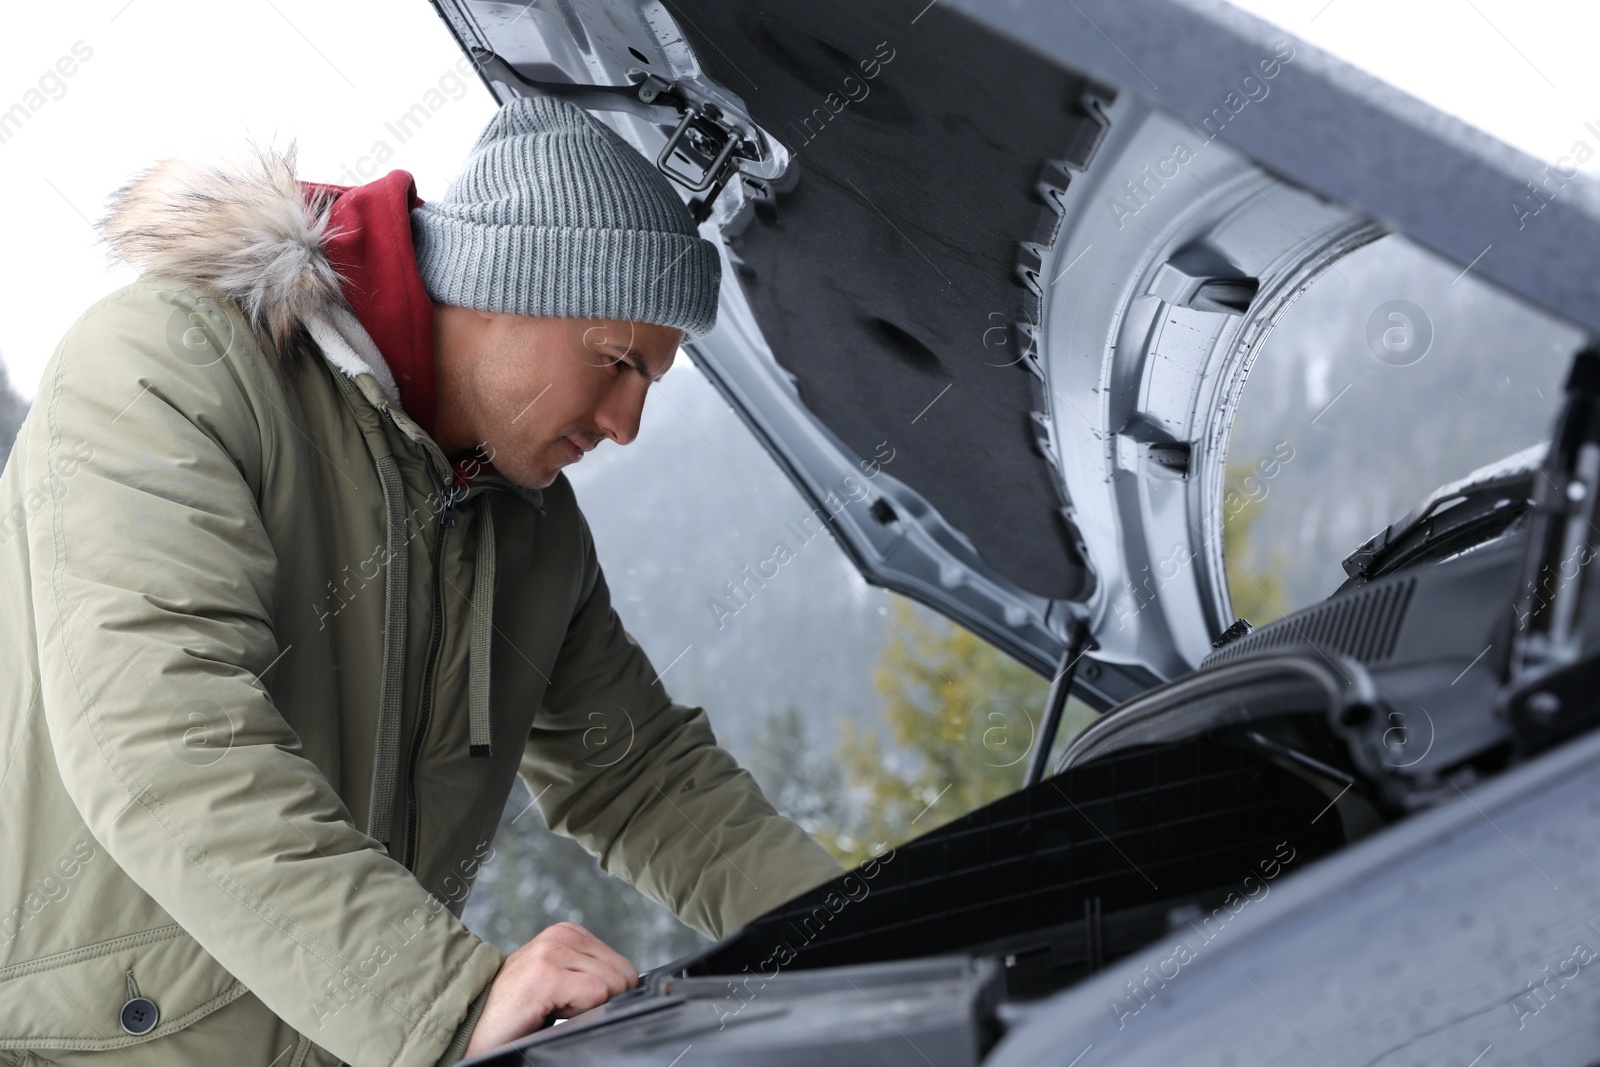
531;939;637;997
542;923;639;986
547;970;618;1019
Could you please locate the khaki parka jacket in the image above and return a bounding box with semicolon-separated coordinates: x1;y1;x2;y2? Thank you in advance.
0;150;842;1066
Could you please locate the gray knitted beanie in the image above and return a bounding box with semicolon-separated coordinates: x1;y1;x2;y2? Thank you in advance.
411;95;721;340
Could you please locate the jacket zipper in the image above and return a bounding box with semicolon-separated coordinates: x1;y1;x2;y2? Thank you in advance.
401;477;461;871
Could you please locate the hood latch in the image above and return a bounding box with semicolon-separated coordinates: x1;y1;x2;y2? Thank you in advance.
471;48;758;223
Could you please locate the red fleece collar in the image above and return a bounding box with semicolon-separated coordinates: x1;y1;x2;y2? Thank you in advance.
300;171;494;483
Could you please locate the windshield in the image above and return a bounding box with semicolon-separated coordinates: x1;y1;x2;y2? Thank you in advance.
1224;232;1580;624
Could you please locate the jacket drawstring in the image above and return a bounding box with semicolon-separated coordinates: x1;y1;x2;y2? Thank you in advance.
315;313;509;829
366;454;410;847
368;468;494;850
467;495;495;758
464;485;546;759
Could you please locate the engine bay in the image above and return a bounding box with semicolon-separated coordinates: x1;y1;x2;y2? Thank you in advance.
468;346;1600;1066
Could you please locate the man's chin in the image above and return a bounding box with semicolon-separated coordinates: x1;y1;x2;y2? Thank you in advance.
496;462;560;491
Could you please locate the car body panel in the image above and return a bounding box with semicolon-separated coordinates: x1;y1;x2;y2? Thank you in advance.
426;3;1600;1064
989;724;1600;1067
428;0;1600;686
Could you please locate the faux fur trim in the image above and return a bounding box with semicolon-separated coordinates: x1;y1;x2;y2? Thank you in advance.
98;143;362;375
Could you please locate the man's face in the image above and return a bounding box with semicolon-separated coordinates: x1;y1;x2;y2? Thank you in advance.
434;306;685;489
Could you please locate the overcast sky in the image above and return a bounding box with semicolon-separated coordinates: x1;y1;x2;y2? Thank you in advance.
2;0;1595;400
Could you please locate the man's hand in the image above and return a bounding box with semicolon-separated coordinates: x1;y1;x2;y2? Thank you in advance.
463;922;639;1058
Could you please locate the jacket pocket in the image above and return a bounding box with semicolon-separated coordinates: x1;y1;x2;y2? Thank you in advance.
0;924;246;1053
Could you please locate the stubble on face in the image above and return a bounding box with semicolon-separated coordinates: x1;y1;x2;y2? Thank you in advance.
462;317;645;489
433;304;680;491
473;316;579;489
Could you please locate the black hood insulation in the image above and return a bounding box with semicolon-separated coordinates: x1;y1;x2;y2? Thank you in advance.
676;0;1111;599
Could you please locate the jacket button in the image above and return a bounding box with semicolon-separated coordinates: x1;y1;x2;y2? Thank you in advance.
119;996;160;1036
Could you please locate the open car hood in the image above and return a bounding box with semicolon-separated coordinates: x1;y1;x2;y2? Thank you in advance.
427;0;1600;696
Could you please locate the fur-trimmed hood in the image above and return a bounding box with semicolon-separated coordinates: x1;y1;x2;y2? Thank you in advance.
97;144;402;401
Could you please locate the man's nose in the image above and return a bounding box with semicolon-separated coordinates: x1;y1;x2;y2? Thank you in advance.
594;383;647;447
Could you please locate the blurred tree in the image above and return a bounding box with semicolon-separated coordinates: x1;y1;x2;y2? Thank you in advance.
745;704;847;837
0;359;28;473
464;704;853;969
462;784;706;971
820;597;1057;868
1223;458;1290;628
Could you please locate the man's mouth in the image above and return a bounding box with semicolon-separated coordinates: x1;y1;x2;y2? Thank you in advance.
562;435;594;461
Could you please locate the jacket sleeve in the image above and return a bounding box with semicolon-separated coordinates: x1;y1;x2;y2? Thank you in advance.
26;286;503;1066
520;505;846;941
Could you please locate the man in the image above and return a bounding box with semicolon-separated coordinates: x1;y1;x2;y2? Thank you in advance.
0;95;844;1065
